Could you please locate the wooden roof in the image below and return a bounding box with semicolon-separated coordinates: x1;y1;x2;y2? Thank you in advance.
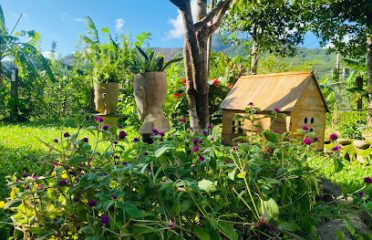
220;71;329;112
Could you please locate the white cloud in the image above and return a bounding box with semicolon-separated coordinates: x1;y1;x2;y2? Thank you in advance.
165;0;197;39
42;51;53;59
115;18;125;32
74;18;84;23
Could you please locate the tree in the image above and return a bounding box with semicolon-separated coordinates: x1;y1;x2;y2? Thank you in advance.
222;0;310;74
169;0;232;130
0;4;54;120
311;0;372;125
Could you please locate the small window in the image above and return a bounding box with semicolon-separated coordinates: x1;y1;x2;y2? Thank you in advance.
304;117;308;124
311;118;314;124
310;128;314;132
233;120;243;134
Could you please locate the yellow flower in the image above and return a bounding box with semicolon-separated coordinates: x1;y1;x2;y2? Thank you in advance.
0;201;5;209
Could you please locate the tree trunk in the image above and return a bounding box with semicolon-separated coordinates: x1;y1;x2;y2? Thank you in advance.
367;33;372;126
250;40;259;75
250;24;258;75
355;75;363;111
170;0;231;130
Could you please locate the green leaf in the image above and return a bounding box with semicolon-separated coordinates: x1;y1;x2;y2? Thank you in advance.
68;156;86;166
277;221;301;232
263;130;278;142
123;203;143;218
194;227;211;240
262;198;279;220
228;168;237;181
333;158;344;172
198;179;217;193
4;199;21;209
218;222;238;240
155;144;175;158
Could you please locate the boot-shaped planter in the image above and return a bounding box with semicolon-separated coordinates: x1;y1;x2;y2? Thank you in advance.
134;72;170;136
94;82;120;114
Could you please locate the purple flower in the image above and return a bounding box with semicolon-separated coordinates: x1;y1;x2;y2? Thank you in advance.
114;156;119;159
96;117;104;123
198;156;204;162
274;107;280;113
313;137;319;142
202;130;208;135
118;125;123;129
32;176;38;180
74;196;80;202
358;191;365;197
63;132;70;138
112;194;118;200
364;177;372;184
302;125;309;131
122;162;128;166
192;138;199;145
192;146;199;152
102;125;109;131
248;102;254;106
59;179;67;186
88;199;96;207
118;131;127;140
332;145;341;152
207;124;213;129
37;184;43;190
159;131;165;137
101;214;110;225
113;140;118;145
152;128;159;135
22;173;28;178
232;146;238;151
329;133;338;141
83;137;89;143
54;138;59;143
303;138;312;145
180;117;186;123
133;137;140;143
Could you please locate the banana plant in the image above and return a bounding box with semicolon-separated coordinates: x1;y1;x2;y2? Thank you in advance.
0;5;55;84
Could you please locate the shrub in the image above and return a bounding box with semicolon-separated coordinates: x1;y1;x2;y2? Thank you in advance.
4;119;323;239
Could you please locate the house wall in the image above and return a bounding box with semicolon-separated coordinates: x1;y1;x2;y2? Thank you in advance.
291;78;327;150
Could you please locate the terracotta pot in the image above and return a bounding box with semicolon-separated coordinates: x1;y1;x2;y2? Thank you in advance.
94;82;120;114
134;72;170;134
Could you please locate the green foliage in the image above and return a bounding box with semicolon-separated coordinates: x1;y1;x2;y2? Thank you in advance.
3;116;325;239
128;46;182;74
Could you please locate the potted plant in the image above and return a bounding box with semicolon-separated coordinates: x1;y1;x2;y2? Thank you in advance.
93;59;121;115
129;47;182;136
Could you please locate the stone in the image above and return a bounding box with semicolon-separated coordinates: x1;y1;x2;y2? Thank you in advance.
337;138;352;146
353;140;370;150
319;178;343;200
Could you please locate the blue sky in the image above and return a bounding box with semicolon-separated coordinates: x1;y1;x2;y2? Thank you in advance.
1;0;320;57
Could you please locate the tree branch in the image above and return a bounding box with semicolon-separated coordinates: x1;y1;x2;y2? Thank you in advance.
170;0;187;10
194;0;231;32
208;0;232;34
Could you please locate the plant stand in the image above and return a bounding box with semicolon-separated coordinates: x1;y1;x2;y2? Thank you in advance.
95;113;121;135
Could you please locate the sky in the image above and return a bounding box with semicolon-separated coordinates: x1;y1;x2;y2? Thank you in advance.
1;0;321;57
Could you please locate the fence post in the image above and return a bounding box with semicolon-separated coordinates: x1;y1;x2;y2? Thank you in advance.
10;67;19;117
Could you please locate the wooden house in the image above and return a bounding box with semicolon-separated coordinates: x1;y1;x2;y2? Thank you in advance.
220;72;329;150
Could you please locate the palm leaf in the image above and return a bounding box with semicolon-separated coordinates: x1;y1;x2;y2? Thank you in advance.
136;46;148;61
0;5;7;35
84;17;100;44
163;57;183;71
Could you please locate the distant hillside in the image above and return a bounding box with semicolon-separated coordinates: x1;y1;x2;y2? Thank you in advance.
60;40;338;80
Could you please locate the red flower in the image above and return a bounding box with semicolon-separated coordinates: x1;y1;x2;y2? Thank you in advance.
173;93;182;98
181;78;187;84
212;78;219;86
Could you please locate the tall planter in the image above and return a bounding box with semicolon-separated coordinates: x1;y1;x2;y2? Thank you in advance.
134;72;170;134
94;82;120;114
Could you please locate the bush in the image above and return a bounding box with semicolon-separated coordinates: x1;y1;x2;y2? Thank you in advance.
4;118;324;239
